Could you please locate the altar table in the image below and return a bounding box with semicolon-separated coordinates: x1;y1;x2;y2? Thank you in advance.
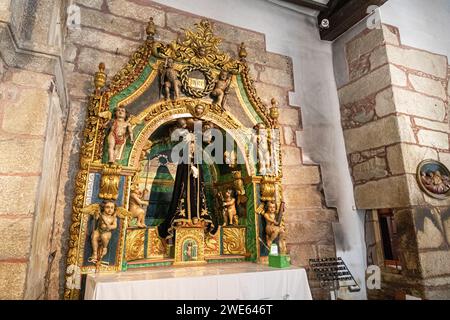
84;262;312;300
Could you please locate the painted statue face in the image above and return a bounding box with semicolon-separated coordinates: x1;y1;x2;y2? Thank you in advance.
198;47;206;57
268;202;276;214
177;118;187;128
116;107;126;119
225;190;232;198
104;202;116;216
195;105;204;116
219;71;228;80
167;59;174;68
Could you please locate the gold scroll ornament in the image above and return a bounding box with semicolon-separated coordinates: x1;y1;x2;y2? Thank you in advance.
125;228;146;261
222;226;246;255
260;175;277;201
99;165;122;200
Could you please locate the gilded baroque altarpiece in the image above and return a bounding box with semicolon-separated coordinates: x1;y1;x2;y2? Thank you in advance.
64;18;289;299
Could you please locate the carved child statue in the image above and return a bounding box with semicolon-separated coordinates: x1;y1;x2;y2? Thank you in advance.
210;71;231;108
105;106;134;164
263;201;286;253
89;201;118;263
161;58;181;100
129;185;149;228
223;189;238;226
253;123;272;175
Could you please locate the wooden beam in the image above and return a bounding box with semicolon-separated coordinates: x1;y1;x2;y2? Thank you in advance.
319;0;388;41
280;0;329;12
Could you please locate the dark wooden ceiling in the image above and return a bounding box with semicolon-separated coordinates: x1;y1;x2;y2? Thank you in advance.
280;0;388;41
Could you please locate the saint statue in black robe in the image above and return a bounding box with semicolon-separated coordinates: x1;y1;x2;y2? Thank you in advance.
158;130;218;239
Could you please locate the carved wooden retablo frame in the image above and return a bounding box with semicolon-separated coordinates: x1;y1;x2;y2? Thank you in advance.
64;18;288;300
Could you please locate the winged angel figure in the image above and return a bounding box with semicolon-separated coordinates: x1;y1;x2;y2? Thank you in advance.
82;202;130;264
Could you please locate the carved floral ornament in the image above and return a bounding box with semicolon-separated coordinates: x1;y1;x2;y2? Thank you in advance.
64;17;286;300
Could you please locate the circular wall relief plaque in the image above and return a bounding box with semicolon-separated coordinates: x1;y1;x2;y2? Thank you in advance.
416;159;450;199
180;65;215;98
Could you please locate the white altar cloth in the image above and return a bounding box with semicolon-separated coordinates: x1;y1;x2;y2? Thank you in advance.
84;262;312;300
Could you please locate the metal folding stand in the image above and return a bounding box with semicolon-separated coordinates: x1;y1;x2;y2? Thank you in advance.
308;257;360;300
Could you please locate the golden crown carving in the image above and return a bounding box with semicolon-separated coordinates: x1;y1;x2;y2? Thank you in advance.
151;19;242;73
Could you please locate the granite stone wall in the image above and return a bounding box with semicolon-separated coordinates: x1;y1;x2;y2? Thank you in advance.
0;0;67;300
338;24;450;299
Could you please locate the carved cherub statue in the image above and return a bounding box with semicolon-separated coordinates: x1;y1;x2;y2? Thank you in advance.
222;189;238;226
160;58;181;100
82;201;129;263
129;184;149;228
262;201;286;254
253;123;272;175
210;71;231;109
99;106;134;164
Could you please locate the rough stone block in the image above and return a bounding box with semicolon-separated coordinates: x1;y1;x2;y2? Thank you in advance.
354;175;416;208
253;81;288;107
282;165;321;185
409;74;447;100
374;87;395;117
381;25;399;46
343;115;415;154
386;45;448;79
75;0;103;9
286;221;333;244
0;262;27;299
414;118;448;133
448;70;450;97
280;145;302;165
259;66;293;90
317;244;336;258
68;27;141;57
346;28;384;63
0;216;32;258
10;69;53;90
387;144;438;175
416;216;444;250
66;100;88;133
106;0;165;26
438;152;450;170
287;244;317;268
283;185;322;209
278;108;299;126
338;64;405;105
390;64;408;87
419;251;450;278
66;71;93;99
352;156;388;182
392;87;446;121
166;12;201;33
2;88;49;136
246;47;291;73
213;21;265;48
443;215;450;247
0;138;45;173
287;208;337;223
77;47;128;75
281;126;293;145
369;45;388;70
79;6;145;40
417;129;449;149
0;176;39;214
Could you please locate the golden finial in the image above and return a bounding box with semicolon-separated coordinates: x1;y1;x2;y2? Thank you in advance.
94;62;106;94
146;17;156;40
269;98;279;128
238;42;247;60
